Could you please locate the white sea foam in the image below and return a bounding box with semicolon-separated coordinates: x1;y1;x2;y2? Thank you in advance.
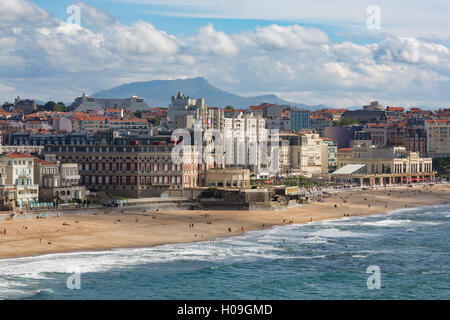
310;228;368;238
0;229;304;296
361;219;441;227
298;235;329;244
361;219;414;227
1;203;448;299
351;254;369;258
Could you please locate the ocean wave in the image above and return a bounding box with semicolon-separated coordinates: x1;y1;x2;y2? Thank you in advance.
360;219;441;227
351;254;369;258
0;203;448;300
310;228;369;238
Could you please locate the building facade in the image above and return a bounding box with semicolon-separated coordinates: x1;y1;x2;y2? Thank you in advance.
34;159;87;204
290;110;311;131
204;168;250;189
333;146;434;185
0;154;39;209
43;144;201;198
425;119;450;156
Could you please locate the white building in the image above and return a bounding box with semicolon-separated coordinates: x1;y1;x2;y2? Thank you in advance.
0;154;39;209
168;92;207;125
74;93;150;112
280;132;327;178
223;113;276;178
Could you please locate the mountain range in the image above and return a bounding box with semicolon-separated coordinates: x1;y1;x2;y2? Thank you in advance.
92;77;327;110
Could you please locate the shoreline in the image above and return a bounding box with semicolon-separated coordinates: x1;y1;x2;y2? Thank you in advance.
1;184;449;260
2;202;449;263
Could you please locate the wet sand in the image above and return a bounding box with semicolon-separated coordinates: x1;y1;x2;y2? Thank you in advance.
1;184;449;260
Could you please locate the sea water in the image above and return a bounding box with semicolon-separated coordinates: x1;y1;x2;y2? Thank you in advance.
0;204;449;300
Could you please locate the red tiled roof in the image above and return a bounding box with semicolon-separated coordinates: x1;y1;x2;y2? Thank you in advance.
34;158;56;166
426;119;450;123
4;153;35;158
386;107;404;112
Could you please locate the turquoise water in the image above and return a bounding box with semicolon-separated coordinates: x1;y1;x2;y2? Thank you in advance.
0;204;449;300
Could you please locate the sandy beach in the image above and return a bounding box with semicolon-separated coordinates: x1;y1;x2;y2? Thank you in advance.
1;184;449;260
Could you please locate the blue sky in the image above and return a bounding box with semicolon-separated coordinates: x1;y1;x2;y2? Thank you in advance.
34;0;375;42
0;0;449;107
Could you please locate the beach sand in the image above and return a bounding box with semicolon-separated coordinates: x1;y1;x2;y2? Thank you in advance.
1;184;449;260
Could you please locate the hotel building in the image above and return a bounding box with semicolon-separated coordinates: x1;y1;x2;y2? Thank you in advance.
43;144;202;198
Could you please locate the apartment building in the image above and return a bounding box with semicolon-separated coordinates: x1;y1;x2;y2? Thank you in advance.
283;132;327;177
223;113;271;178
34;159;87;203
425;119;450;156
168;92;207;124
0;154;38;209
322;138;337;172
290;110;311;131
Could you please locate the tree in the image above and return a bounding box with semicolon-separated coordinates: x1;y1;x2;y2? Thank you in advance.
43;101;67;112
72;198;82;204
44;101;57;111
52;195;62;208
54;102;67;112
224;106;234;110
147;117;160;126
333;118;360;126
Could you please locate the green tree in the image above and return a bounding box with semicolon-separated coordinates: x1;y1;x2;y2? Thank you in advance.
54;102;67;112
44;101;67;112
147;117;160;126
224;106;234;110
44;101;57;111
333;118;360;126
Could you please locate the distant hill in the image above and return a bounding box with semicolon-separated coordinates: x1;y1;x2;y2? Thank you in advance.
92;77;326;110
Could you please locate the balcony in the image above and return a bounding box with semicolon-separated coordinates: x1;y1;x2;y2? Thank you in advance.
16;184;38;190
63;175;81;180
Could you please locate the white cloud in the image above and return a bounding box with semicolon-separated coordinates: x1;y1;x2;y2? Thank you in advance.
73;2;118;29
374;36;449;66
187;24;239;57
0;0;51;25
111;20;179;56
0;0;449;108
126;0;450;38
253;25;329;51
